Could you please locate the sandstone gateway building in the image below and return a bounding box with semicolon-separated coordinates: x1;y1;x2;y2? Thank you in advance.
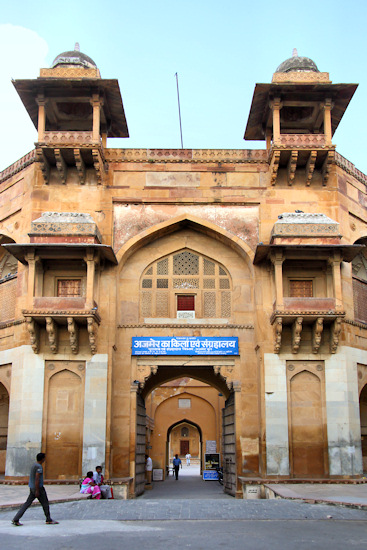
0;46;366;497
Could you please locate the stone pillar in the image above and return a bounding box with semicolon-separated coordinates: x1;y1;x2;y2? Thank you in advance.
82;354;108;474
5;346;44;476
264;353;289;475
36;95;47;142
323;98;333;146
26;252;39;309
270;98;282;145
271;251;284;310
85;250;96;309
325;347;363;475
91;94;103;142
329;251;343;311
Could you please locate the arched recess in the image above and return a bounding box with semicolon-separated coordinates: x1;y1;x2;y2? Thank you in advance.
167;418;203;467
288;369;327;478
115;214;255;273
352;237;367;324
0;235;18;325
0;382;9;474
44;368;84;479
359;384;367;472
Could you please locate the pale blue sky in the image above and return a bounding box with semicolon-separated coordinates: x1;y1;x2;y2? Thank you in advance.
0;0;366;173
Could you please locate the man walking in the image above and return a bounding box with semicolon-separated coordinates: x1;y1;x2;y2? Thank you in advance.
12;452;59;526
185;452;191;466
172;454;182;480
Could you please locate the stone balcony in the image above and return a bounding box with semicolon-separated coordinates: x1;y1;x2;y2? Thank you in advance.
270;297;344;355
269;133;334;186
36;130;106;185
23;298;100;356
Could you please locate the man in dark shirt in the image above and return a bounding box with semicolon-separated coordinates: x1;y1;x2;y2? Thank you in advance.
12;452;59;526
172;454;182;480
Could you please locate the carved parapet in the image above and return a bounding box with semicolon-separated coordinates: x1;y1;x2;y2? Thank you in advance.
67;317;79;355
292;317;303;353
330;317;342;353
40;131;97;146
312;317;324;353
45;316;58;354
278;134;327;148
274;316;283;353
87;317;98;354
26;317;40;354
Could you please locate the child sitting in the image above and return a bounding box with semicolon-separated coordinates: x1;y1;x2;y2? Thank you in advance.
80;471;101;499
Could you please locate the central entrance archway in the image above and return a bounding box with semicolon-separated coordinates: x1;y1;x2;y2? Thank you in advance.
133;359;238;497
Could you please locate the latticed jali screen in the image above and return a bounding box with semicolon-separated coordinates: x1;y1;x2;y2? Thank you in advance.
140;250;232;318
0;278;16;323
57;279;82;297
289;279;313;298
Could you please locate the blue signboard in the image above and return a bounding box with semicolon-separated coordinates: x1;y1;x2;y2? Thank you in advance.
132;336;239;356
203;470;219;481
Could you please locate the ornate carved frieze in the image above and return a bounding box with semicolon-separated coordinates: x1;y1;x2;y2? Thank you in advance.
272;71;331;83
105;148;268;165
30;212;102;243
270;212;340;239
46;316;58;354
117;323;254;329
39;68;100;78
312;317;324;353
0;150;36;185
292;316;303;353
279;134;327;149
67;317;79;354
40;131;97;146
26;317;40;354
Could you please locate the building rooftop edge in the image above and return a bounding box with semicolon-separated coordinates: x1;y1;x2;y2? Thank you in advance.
0;148;366;186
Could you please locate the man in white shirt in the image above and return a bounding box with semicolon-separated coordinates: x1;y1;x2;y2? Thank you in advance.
145;455;153;484
185;453;191;466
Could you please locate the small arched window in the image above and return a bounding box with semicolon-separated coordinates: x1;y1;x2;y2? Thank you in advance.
140;249;232;319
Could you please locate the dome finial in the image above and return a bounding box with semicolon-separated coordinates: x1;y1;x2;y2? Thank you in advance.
292;48;298;57
74;42;80;52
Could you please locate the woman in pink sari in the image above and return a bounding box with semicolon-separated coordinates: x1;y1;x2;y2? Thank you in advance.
80;471;101;499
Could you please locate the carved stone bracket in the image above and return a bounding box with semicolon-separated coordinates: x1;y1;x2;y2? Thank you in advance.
67;317;79;355
87;317;98;354
74;149;86;185
322;150;334;186
305;150;317;186
312;317;324;353
269;150;280;185
46;316;58;354
136;365;158;388
26;317;40;354
213;365;235;389
292;316;303;353
36;148;50;184
274;316;283;353
330;317;342;353
287;150;298;186
92;148;106;184
54;148;67;184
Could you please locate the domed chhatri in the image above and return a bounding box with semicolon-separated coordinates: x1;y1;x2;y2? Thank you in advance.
51;42;97;69
276;48;319;73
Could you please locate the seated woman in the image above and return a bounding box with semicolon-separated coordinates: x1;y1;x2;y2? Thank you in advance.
80;471;101;499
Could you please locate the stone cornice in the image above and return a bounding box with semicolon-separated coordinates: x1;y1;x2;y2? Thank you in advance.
118;323;254;329
344;318;367;329
106;148;268;164
335;152;367;187
0;150;36;184
0;319;25;330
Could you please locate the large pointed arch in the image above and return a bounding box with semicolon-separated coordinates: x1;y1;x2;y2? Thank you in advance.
115;214;255;273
